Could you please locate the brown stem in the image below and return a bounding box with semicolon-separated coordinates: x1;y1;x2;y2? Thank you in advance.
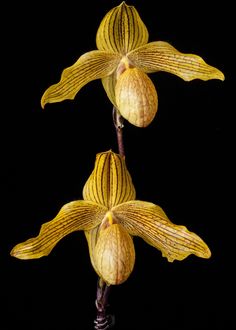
94;278;114;329
113;107;125;157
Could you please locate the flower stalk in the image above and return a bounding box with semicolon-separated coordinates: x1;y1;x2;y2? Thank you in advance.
113;107;125;157
94;107;125;329
94;279;114;330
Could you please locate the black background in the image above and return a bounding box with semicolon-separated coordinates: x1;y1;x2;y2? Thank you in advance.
1;1;233;329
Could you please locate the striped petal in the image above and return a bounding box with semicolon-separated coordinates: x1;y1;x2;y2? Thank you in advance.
83;150;136;208
41;50;121;108
96;2;148;54
112;200;211;262
84;226;101;276
10;201;107;259
127;41;225;81
102;73;117;108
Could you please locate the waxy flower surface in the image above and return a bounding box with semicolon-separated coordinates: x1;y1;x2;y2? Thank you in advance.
41;2;224;127
11;151;211;285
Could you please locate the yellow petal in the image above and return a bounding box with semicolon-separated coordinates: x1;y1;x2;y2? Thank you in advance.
115;67;158;127
112;200;211;262
96;1;148;54
84;226;100;276
102;73;117;108
83;150;136;208
41;50;121;108
10;201;107;259
128;41;225;81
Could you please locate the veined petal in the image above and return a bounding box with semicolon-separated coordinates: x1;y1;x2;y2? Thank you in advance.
10;201;107;259
102;73;117;107
127;41;225;81
41;50;121;108
115;68;158;127
83;150;136;208
96;2;148;54
112;200;211;262
84;226;101;276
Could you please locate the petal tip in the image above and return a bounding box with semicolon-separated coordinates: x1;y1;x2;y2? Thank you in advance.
218;70;225;81
41;88;52;109
200;244;212;259
40;96;46;109
10;246;17;258
10;244;30;260
208;66;225;82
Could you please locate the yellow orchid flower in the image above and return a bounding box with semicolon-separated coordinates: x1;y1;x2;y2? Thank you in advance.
11;150;211;285
41;2;224;128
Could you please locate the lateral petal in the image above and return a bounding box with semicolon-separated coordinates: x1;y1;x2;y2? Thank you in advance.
83;150;136;208
102;73;117;108
84;226;101;276
112;200;211;262
96;2;148;54
41;50;121;108
128;41;225;81
10;201;107;259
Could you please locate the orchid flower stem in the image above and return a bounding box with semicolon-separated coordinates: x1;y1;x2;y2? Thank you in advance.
93;107;125;329
94;278;115;329
113;106;125;157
